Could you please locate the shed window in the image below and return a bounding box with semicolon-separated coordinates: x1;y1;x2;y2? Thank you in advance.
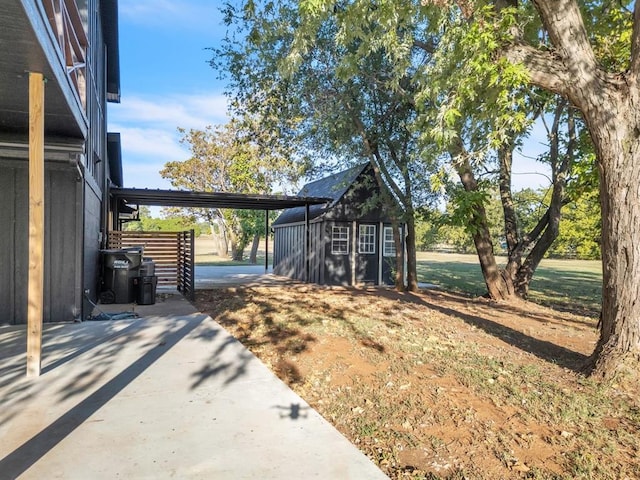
331;226;349;254
358;225;376;254
383;227;396;257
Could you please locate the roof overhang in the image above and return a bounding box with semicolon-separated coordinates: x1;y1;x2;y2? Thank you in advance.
0;0;88;139
110;187;332;211
101;0;120;103
107;133;123;187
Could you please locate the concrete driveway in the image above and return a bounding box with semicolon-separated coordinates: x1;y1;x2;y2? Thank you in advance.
0;294;388;479
195;265;296;288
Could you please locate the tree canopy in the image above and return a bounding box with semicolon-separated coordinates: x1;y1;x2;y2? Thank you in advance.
214;0;639;378
161;120;300;260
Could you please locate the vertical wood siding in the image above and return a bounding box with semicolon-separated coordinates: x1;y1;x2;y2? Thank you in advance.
273;224;306;281
0;163;82;324
83;184;102;314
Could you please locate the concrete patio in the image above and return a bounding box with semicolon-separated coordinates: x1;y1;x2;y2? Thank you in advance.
0;294;388;479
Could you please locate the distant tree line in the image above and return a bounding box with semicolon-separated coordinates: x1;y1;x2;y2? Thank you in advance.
417;187;601;260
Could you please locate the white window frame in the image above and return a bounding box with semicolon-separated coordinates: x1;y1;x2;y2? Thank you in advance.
358;224;376;254
331;226;349;255
383;226;396;257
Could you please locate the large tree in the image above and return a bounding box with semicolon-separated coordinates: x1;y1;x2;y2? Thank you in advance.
161;120;298;261
503;1;640;376
215;0;437;291
293;0;638;378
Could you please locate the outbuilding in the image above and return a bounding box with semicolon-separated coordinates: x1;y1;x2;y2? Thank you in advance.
272;163;404;286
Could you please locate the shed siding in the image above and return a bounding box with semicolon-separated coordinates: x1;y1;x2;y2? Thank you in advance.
273;224;306;281
308;222;325;284
321;221;351;285
272;165;405;287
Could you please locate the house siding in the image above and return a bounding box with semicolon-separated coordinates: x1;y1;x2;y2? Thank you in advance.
0;161;82;324
0;0;116;324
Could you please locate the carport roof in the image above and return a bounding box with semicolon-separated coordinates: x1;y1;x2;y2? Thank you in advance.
110;187;332;211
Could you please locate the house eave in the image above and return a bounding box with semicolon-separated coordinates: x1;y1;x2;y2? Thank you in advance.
0;0;88;140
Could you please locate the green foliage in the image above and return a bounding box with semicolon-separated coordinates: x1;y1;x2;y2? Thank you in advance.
549;189;601;260
160;121;297;260
420;5;531;152
124;206;206;235
418;183;601;260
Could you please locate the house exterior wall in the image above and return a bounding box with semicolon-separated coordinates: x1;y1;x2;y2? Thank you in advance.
83;181;103;316
0;160;83;324
0;0;115;324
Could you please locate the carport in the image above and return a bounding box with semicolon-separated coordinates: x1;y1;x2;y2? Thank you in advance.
109;187;331;298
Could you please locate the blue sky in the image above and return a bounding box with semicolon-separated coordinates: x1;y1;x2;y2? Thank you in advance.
109;1;550;193
108;1;229;190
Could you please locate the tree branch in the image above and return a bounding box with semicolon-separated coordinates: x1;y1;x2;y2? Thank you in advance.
631;0;640;78
412;39;435;54
502;43;573;97
532;0;600;89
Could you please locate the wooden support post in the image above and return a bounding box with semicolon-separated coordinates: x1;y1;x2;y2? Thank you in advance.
305;204;310;283
264;210;269;274
27;72;45;378
378;222;384;286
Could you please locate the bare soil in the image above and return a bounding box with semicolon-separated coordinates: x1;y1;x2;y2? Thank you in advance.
193;285;639;479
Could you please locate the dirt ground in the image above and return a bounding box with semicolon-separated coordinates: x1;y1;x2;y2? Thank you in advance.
194;286;639;479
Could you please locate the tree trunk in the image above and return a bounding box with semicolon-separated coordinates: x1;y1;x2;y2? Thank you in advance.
500;0;640;377
583;97;640;378
456;156;514;300
405;215;419;292
249;234;260;264
391;222;405;292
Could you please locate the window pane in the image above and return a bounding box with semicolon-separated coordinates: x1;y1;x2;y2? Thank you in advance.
383;226;396;257
358;225;376;254
332;226;349;254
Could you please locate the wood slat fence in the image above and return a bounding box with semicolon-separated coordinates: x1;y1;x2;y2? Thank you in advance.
108;230;195;300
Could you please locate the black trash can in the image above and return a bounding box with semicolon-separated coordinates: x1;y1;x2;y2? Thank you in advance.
134;275;158;305
140;258;156;277
100;248;143;304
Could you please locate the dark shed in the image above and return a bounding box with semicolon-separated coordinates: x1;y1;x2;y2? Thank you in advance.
272;163;404;286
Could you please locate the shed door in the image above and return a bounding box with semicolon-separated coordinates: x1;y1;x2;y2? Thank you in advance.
356;223;378;284
381;225;399;285
325;223;352;285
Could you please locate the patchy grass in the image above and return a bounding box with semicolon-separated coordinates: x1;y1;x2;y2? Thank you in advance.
416;252;601;316
194;286;638;480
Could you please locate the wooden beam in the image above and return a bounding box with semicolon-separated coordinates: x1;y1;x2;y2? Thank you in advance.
264;210;269;274
305;204;310;283
27;72;45;378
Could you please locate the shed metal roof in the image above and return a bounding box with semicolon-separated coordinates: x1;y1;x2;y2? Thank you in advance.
110;187;331;211
273;163;368;226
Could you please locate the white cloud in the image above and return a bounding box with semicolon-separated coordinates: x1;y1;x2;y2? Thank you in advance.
108;92;229;188
112;125;188;161
110;93;229;130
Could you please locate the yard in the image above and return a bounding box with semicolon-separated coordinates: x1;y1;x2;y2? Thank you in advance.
193;253;638;479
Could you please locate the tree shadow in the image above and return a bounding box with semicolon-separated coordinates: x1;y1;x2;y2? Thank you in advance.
189;330;255;389
0;320;146;430
0;314;206;479
194;286;397;386
360;289;589;372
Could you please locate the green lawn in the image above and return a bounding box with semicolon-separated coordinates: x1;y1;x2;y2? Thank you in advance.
417;251;602;316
